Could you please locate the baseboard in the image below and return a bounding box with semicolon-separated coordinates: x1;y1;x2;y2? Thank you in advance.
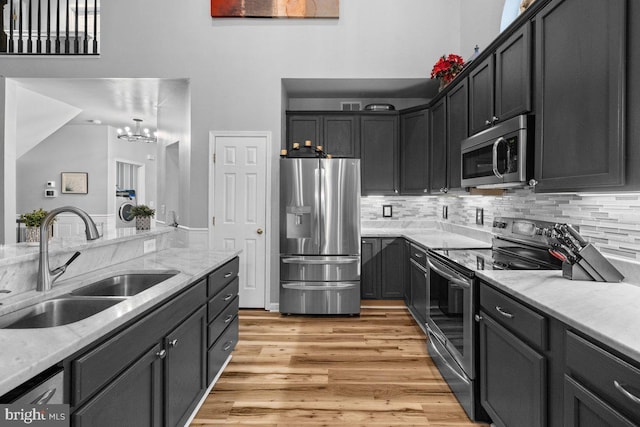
182;354;232;427
268;303;279;312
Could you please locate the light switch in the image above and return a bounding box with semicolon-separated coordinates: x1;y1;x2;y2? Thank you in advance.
383;205;393;218
476;208;484;225
442;205;448;219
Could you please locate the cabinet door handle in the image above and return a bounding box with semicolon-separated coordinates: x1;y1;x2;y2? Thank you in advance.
224;314;234;324
485;119;492;125
224;272;233;278
223;294;234;301
614;380;640;405
414;253;424;258
492;116;499;123
223;342;233;352
156;349;167;359
474;314;483;322
495;306;514;319
169;339;178;347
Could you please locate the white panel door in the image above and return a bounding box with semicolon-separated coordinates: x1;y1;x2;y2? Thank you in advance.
212;134;267;308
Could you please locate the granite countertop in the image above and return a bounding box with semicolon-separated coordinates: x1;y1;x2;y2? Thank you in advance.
0;246;240;395
362;226;492;250
477;269;640;363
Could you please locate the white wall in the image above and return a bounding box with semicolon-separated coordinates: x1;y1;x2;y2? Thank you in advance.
460;0;507;59
16;125;109;214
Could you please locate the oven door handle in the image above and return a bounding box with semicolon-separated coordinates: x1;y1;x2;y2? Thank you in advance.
427;259;472;289
492;137;506;179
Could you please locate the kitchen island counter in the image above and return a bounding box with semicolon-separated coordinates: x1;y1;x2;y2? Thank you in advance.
0;245;240;395
477;269;640;364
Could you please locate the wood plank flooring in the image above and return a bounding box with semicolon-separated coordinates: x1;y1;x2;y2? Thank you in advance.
191;307;489;426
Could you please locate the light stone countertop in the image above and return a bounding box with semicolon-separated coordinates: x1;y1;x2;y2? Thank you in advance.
362;226;492;250
476;269;640;363
0;246;240;395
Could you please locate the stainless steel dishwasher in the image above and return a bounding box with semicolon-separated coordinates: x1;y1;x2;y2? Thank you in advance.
3;369;64;404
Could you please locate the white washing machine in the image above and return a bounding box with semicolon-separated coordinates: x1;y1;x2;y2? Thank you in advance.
116;190;136;228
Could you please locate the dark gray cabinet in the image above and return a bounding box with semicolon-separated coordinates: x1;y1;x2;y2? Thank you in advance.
324;115;359;157
403;239;411;305
429;98;447;193
564;331;640;425
495;23;532;123
360;238;380;299
165;306;207;427
361;115;399;195
469;23;531;136
361;237;404;299
533;0;626;192
286;115;322;157
408;244;428;325
72;344;163;427
479;312;546;427
446;79;468;191
286;113;358;158
469;56;494;136
400;108;429;195
564;376;637;427
380;238;405;299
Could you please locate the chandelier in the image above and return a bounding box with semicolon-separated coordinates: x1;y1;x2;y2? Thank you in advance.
117;119;158;143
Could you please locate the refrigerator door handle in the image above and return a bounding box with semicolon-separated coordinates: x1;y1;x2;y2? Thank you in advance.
314;165;322;251
282;282;359;290
282;257;360;265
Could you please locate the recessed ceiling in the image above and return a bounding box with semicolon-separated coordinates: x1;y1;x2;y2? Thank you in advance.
9;78;189;129
282;78;438;99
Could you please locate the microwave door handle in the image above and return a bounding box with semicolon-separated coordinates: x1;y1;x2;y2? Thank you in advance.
492;137;506;179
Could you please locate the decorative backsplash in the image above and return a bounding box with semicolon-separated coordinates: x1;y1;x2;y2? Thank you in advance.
361;188;640;261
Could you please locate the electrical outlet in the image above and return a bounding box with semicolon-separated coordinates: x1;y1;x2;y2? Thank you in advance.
143;239;156;254
476;208;484;225
442;205;448;219
382;205;393;218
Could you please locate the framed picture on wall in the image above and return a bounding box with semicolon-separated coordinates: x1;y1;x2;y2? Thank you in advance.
61;172;88;194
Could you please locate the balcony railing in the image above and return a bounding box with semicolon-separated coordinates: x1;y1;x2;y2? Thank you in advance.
1;0;100;55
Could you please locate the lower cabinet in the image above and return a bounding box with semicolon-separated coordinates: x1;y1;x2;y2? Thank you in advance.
72;344;163;427
478;281;640;427
69;257;240;427
360;237;405;299
479;312;546;427
165;306;207;427
408;244;427;325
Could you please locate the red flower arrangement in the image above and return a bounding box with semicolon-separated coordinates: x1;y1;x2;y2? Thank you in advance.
430;54;465;85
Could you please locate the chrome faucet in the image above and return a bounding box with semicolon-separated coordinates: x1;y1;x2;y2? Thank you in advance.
37;206;101;291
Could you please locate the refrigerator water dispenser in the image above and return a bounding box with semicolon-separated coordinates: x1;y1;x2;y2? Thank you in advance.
286;206;311;239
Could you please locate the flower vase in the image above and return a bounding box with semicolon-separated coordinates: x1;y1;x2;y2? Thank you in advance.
25;225;53;245
136;217;151;231
438;79;448;92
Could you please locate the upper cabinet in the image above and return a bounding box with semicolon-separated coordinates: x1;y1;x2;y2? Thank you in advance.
400;108;429;195
324;115;360;158
469;23;532;136
286;113;358;158
361;115;399;195
446;79;468;191
286;114;322;157
533;0;626;192
429;98;448;193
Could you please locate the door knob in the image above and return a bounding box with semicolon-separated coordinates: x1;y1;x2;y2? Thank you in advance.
257;228;264;235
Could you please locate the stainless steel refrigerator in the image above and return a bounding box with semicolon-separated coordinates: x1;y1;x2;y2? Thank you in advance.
279;158;361;315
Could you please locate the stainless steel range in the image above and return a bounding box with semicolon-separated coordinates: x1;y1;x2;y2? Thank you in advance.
425;217;562;422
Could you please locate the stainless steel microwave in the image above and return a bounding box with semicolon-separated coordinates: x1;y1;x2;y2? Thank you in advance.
461;115;533;189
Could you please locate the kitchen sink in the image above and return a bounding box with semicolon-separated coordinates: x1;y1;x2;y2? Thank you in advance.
0;297;126;329
70;271;180;297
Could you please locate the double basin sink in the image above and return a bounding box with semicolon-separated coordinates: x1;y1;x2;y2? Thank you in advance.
0;271;179;329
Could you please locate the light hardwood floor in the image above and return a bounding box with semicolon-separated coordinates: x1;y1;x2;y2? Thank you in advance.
191;306;489;426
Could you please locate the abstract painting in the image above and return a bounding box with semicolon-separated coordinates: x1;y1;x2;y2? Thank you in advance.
211;0;339;18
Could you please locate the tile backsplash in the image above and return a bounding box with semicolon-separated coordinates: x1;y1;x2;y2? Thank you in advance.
361;188;640;262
